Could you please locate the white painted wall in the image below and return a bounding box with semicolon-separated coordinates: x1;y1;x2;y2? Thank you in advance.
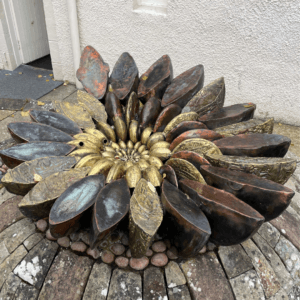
48;0;300;126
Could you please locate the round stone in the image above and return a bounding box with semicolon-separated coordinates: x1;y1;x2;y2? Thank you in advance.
87;248;101;259
71;241;87;253
121;234;129;246
152;241;167;253
130;256;149;270
102;250;115;264
151;253;168;267
126;249;132;258
36;219;47;232
115;256;129;268
46;229;57;241
199;245;206;254
146;249;153;257
167;246;178;260
79;231;91;246
57;237;70;248
111;243;126;256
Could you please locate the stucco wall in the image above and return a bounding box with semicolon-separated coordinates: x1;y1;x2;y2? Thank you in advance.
50;0;300;126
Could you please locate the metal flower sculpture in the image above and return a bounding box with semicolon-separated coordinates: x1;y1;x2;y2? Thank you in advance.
0;46;296;259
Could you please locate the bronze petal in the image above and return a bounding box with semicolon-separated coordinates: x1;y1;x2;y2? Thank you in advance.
200;165;295;221
162;64;204;108
171;150;210;170
105;92;123;119
160;180;211;257
138;97;161;133
159;165;178;187
125;92;140;128
179;179;264;246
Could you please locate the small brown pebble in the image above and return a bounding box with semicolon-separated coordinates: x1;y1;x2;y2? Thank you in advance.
126;249;131;258
115;256;129;268
146;249;153;257
57;237;70;248
151;253;168;267
71;241;87;252
102;250;115;264
36;219;47;232
79;231;91;246
46;229;57;241
87;247;101;259
121;234;129;246
111;243;125;256
130;256;149;270
199;245;206;254
164;239;171;249
167;246;178;260
152;241;167;253
207;242;216;251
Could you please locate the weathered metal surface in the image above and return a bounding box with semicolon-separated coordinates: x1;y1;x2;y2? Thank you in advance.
205;153;297;185
142;165;163;187
0;142;75;168
198;103;256;129
169;129;222;151
126;165;142;188
54;100;95;129
200;165;295;221
159;165;178;187
125;92;140;128
1;156;78;195
166;158;206;183
29;110;82;136
96;121;117;143
179;179;264;246
18;168;90;220
0;98;27;111
8;122;73;143
153;104;182;133
91;178;130;248
129;178;163;258
214;133;291;157
165;120;208;143
138;97;161;133
162;64;204;108
171;150;210;170
77;90;107;123
215;118;274;137
109;52;139;100
160;180;211;257
76;45;110;99
49;174;106;238
171;138;222;157
182;77;225;116
138;55;173;102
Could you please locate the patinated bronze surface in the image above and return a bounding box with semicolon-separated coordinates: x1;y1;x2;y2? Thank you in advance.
30;110;82;136
171;150;211;170
214;133;291;157
198;103;256;129
200;165;295;221
76;45;110;99
125;92;140;128
109;52;139;100
8;122;73;143
179;179;264;246
138;97;161;133
160;180;211;257
163;112;199;135
161;65;204;108
159;165;178;187
0;142;75;168
182;77;225;116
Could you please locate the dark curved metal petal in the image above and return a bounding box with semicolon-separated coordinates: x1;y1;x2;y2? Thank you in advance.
105;92;124;119
138;97;161;133
171;150;210;170
179;179;264;246
159;164;178;187
125;92;140;127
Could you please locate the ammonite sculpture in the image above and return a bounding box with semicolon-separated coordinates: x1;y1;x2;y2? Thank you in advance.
0;46;296;258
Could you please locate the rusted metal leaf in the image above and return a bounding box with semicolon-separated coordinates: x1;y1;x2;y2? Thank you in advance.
76;45;109;99
200;165;295;221
153;104;182;133
182;77;225;116
179;179;264;246
0;142;75;168
109;52;139;100
30;110;82;136
205;153;297;185
171;150;210;170
49;174;106;238
90;178;130;248
162;65;204;108
159;165;178;187
129;178;163;257
1;156;78;195
138;97;161;133
18;167;90;219
165;120;208;143
198;103;256;129
138;55;173;102
214;134;291;157
8;122;73;143
125;92;140;128
160;180;211;257
170;129;223;151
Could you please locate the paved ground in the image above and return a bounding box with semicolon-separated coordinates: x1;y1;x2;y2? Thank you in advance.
0;85;300;299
